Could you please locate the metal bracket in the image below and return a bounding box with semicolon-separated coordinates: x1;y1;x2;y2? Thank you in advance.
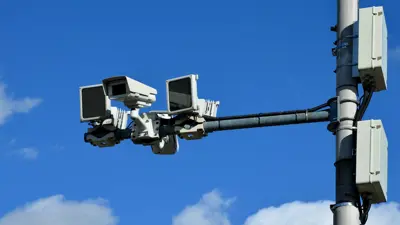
84;125;122;148
131;112;161;145
327;97;358;134
174;116;207;140
330;202;356;212
327;97;340;133
332;38;354;57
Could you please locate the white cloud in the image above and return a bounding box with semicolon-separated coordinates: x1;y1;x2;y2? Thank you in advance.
244;201;334;225
17;147;38;160
172;190;235;225
0;195;118;225
0;82;42;125
245;201;400;225
173;190;400;225
1;191;399;225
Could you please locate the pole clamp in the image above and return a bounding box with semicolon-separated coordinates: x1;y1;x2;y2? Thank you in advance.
330;202;356;212
327;97;340;133
327;97;359;134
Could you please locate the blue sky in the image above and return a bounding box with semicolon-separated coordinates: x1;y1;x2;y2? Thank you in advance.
0;0;399;224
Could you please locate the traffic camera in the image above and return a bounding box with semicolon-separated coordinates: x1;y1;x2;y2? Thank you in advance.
80;84;111;122
102;76;157;109
80;84;129;148
166;74;220;118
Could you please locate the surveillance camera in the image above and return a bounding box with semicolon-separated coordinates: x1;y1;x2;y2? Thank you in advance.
80;84;111;122
166;74;220;117
166;74;199;114
102;76;157;109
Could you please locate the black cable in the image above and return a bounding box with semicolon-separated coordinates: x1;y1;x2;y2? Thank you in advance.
359;90;374;120
357;198;363;222
205;101;330;121
354;96;365;123
359;95;365;104
360;196;372;225
354;87;374;125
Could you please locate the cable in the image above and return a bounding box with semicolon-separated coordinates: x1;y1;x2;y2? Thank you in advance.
359;90;374;120
359;195;372;225
353;87;375;125
358;94;365;106
358;196;365;224
206;100;330;121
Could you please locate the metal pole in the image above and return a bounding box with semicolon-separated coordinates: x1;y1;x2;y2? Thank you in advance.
204;110;329;132
159;110;330;136
333;0;360;224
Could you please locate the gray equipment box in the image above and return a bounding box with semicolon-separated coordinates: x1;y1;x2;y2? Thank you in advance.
357;6;388;92
356;119;388;204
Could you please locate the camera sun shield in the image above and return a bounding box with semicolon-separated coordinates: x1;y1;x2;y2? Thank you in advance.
166;74;199;114
80;84;111;122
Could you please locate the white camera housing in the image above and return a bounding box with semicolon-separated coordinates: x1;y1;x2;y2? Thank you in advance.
80;84;111;122
102;76;157;109
166;74;219;117
166;74;199;114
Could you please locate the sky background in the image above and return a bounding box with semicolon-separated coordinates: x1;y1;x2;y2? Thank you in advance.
0;0;399;224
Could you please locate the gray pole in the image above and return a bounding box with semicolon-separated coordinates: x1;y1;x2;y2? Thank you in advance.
333;0;360;224
158;110;331;136
204;110;329;132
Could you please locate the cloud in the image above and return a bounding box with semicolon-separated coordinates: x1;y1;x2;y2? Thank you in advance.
1;191;399;225
0;82;42;125
173;190;400;225
243;201;334;225
172;190;235;225
17;147;39;160
0;195;118;225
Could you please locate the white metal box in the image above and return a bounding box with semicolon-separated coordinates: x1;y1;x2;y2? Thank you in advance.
357;6;388;92
356;119;388;204
80;84;111;122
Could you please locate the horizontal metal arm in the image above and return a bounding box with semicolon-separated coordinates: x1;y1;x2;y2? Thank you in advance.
159;109;331;137
88;110;330;142
203;110;330;133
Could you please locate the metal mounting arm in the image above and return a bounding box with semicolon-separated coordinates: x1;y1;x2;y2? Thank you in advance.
204;110;330;133
159;100;333;138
